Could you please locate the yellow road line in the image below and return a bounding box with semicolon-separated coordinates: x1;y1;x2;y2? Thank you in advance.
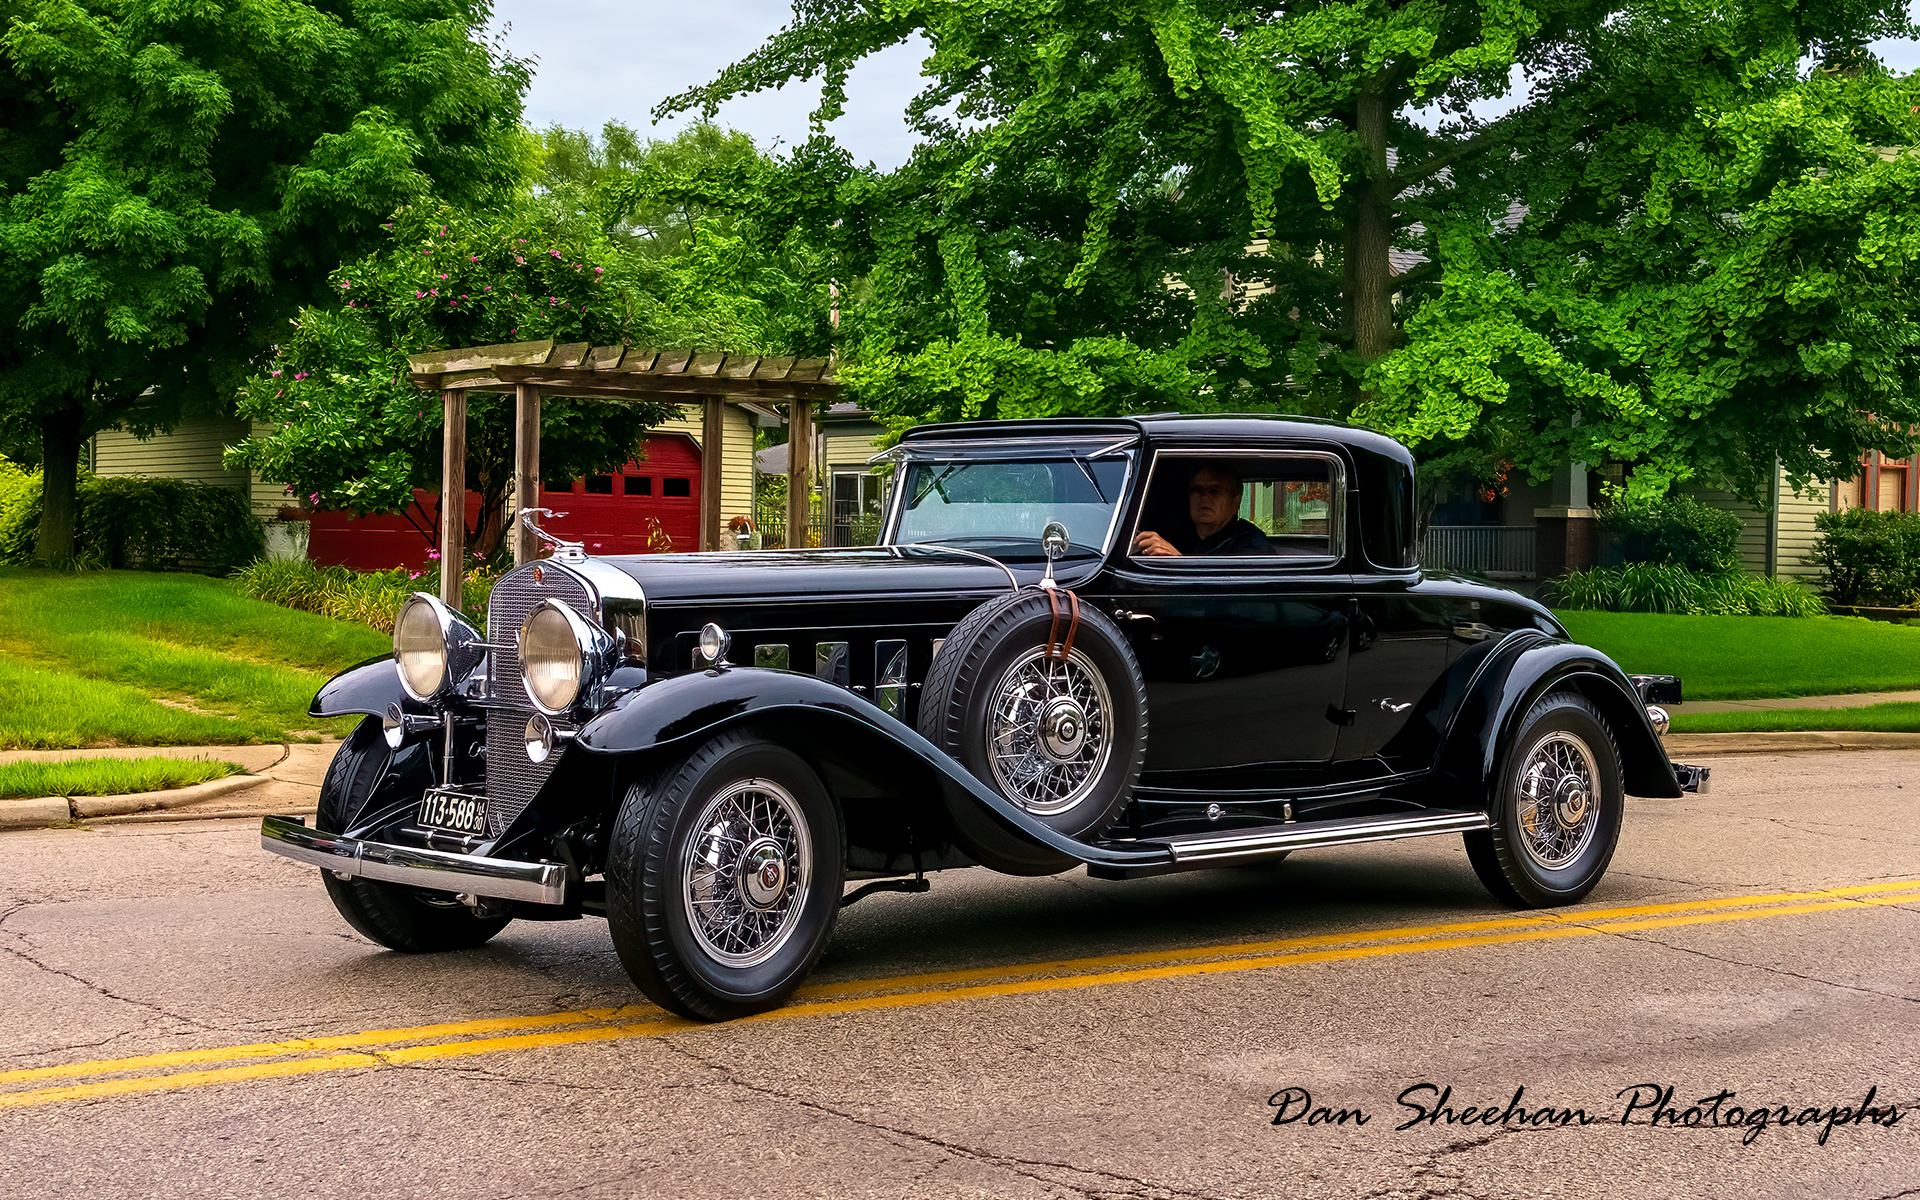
1;881;1913;1111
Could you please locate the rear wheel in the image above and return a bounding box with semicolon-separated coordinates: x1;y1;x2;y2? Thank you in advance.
1465;691;1623;908
316;717;511;952
606;732;844;1020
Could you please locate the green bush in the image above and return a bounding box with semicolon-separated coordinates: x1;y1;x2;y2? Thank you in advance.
1597;491;1744;571
1808;507;1920;606
233;557;494;632
1550;563;1827;617
0;460;264;573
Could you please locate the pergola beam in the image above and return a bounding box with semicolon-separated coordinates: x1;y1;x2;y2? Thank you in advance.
512;383;541;566
439;389;466;609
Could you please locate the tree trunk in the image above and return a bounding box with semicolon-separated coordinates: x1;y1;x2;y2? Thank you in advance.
33;405;85;567
1344;78;1397;397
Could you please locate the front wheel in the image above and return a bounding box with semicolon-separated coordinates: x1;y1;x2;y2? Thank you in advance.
317;717;511;952
606;732;845;1021
1465;691;1624;908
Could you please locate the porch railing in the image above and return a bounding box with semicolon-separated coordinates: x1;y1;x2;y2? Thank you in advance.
1422;525;1536;579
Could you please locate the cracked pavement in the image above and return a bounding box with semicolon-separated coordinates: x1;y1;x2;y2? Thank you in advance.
0;749;1915;1198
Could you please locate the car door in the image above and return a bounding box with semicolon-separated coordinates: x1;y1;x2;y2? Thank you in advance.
1337;585;1452;765
1100;448;1352;782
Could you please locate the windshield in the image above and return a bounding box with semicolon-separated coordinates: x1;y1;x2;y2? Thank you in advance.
890;456;1132;556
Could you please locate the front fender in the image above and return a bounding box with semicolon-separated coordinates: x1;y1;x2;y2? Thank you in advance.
1440;635;1681;802
310;656;430;721
575;668;1171;877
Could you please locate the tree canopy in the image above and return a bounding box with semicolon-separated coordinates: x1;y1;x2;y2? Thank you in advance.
0;0;530;562
665;0;1920;502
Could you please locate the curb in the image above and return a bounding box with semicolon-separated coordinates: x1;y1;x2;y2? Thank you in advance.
0;774;269;830
1664;731;1920;755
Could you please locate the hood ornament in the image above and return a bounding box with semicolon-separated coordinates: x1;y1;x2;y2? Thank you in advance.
518;507;587;563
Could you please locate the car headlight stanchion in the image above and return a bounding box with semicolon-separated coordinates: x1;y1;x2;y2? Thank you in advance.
521;599;617;716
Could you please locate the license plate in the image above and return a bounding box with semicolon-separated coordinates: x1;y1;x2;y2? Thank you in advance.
419;788;489;836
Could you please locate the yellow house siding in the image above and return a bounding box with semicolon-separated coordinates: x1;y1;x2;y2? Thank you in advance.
92;417;250;490
1775;479;1828;580
655;403;758;536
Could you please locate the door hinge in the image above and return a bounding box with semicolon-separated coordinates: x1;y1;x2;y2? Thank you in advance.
1325;704;1357;727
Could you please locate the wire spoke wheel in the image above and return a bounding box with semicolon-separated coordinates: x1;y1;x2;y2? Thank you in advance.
680;777;812;968
1513;730;1601;870
986;646;1115;816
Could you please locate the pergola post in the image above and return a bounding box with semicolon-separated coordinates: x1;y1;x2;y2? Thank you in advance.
700;396;724;551
439;389;466;610
786;400;813;550
512;383;541;566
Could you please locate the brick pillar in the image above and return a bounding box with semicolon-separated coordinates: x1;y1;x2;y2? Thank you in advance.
1534;507;1597;579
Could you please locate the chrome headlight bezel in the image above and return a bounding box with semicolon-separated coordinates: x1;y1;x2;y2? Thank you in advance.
393;592;486;703
520;598;618;716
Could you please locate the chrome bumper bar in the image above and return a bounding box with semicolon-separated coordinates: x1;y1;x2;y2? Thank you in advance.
260;815;568;906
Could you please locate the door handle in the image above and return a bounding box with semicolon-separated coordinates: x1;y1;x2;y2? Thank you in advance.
1112;609;1159;639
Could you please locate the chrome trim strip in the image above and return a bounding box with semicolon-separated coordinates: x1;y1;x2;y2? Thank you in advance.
892;542;1021;590
1150;810;1489;863
260;815;568;906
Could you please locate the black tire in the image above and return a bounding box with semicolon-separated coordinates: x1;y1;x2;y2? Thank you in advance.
316;717;511;952
605;731;845;1021
917;590;1146;839
1465;691;1624;908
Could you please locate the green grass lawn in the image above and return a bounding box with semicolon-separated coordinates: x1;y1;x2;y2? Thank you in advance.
1669;703;1920;734
0;567;390;749
0;756;244;800
1555;611;1920;701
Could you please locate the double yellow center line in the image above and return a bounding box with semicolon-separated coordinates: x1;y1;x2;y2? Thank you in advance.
3;878;1915;1110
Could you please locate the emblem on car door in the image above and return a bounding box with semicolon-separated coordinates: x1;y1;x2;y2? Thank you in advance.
1189;645;1220;679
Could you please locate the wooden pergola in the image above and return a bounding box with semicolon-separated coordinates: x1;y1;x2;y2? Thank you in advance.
408;340;840;609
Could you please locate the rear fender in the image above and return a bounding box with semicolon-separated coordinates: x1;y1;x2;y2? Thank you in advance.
311;656;429;721
574;668;1169;877
1436;636;1681;803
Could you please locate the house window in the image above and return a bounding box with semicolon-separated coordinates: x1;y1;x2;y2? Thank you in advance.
830;470;885;546
625;476;652;496
663;477;691;498
1840;452;1917;512
584;475;614;495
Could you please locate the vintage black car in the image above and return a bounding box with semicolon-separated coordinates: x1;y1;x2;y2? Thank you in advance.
263;415;1707;1020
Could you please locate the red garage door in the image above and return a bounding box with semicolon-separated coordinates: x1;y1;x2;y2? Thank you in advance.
305;434;703;570
539;434;702;554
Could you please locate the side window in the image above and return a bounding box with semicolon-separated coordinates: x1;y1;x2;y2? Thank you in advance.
1131;455;1339;561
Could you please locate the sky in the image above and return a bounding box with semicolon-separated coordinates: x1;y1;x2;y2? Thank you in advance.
490;0;1920;171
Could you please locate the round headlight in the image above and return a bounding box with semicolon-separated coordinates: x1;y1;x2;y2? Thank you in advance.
394;596;449;700
699;622;731;667
522;604;585;713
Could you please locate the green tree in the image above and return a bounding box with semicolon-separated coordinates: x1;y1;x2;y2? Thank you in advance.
0;0;529;564
666;0;1920;502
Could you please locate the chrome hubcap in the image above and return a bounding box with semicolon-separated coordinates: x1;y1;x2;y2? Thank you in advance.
682;778;811;967
987;647;1113;816
1515;732;1601;870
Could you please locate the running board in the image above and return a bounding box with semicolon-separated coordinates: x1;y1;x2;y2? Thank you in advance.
1086;810;1490;879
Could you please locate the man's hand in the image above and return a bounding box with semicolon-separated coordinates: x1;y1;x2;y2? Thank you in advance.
1133;530;1182;557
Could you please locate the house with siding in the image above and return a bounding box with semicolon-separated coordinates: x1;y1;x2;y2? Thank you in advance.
91;402;771;569
753;401;890;546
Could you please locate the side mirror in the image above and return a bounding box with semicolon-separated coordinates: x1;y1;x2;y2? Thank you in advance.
1040;521;1069;588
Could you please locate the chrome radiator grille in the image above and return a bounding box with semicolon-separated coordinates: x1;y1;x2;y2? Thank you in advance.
485;565;593;836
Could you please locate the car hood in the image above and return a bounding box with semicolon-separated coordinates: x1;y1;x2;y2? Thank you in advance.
596;546;1097;607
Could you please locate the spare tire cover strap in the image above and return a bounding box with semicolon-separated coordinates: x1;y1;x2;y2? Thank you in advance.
1043;588;1084;663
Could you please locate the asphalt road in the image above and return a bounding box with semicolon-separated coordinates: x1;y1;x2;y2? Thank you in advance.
0;750;1915;1200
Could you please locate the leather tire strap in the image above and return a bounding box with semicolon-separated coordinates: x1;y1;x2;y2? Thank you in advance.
1059;590;1083;663
1044;586;1063;659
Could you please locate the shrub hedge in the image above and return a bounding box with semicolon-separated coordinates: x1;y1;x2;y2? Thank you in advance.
233;556;494;632
0;460;264;573
1550;562;1827;617
1808;508;1920;606
1596;491;1744;571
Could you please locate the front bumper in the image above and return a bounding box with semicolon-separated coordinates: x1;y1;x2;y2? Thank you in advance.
260;815;568;906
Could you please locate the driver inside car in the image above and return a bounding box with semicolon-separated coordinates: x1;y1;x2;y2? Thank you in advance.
1132;463;1277;557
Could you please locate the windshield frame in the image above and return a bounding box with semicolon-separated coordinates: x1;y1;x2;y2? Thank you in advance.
880;449;1139;558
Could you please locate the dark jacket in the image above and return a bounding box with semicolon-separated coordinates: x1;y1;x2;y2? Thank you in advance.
1171;517;1277;556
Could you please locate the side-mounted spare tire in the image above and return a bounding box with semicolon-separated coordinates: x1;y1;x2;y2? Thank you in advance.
917;588;1147;840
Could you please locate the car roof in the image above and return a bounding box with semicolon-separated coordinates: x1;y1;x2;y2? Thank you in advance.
898;413;1413;464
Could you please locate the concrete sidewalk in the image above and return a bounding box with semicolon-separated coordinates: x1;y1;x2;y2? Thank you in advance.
1681;689;1920;713
0;741;335;829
